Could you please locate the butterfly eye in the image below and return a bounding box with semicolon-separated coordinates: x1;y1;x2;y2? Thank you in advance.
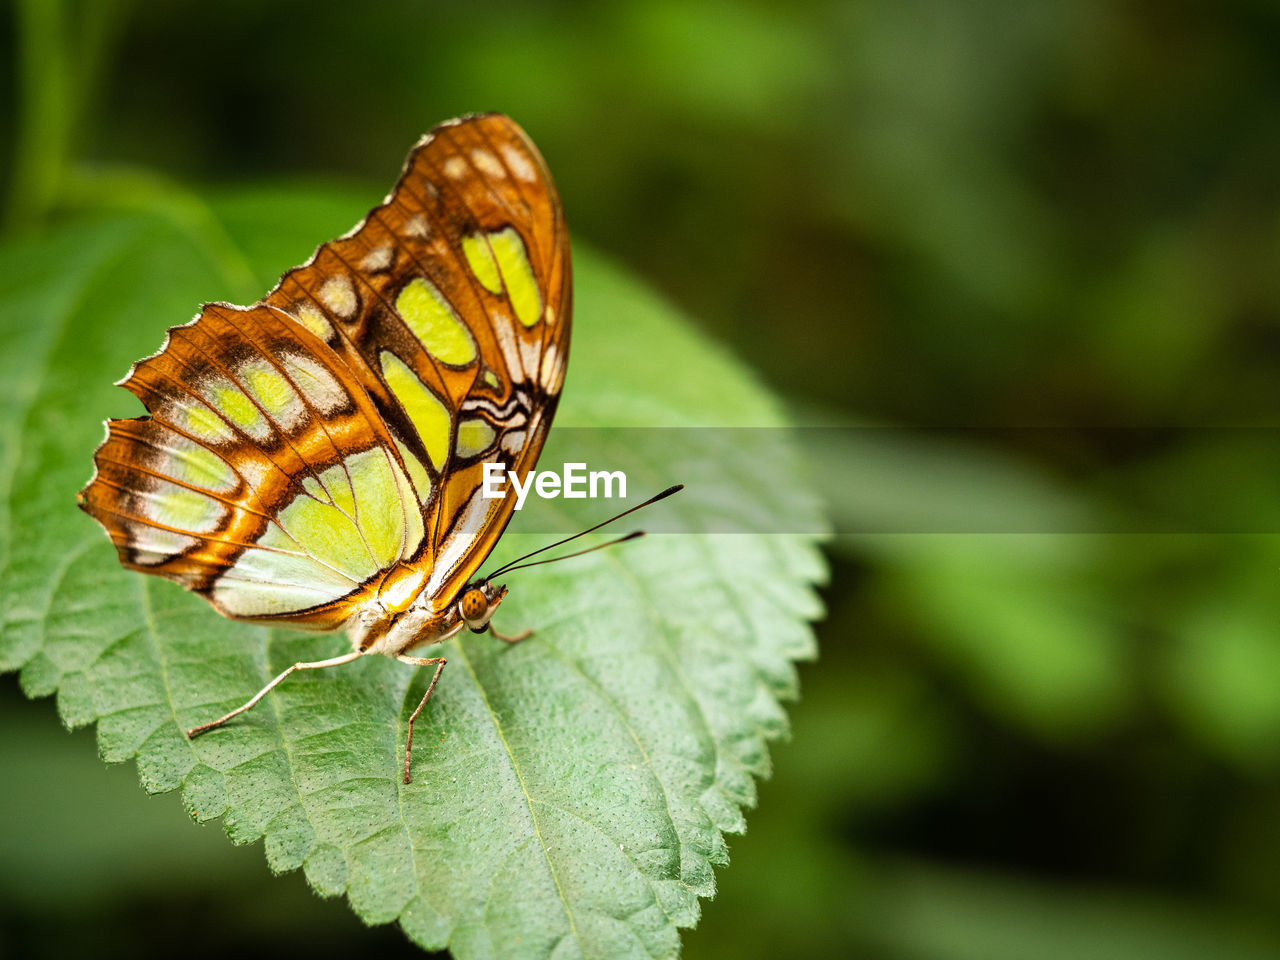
461;588;487;622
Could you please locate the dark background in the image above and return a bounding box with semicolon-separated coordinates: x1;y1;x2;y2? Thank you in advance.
4;1;1280;957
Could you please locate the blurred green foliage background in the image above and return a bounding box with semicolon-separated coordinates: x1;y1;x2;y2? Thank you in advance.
4;0;1280;957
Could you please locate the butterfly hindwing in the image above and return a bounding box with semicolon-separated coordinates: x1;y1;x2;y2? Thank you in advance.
79;114;570;648
83;301;425;628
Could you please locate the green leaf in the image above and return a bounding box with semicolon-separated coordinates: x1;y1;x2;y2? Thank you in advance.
0;186;826;958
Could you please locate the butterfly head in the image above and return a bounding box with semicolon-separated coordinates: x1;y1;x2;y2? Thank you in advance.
458;581;506;634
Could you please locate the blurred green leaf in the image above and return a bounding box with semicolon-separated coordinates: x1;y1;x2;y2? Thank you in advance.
0;187;826;958
877;534;1132;742
860;860;1280;960
801;421;1095;539
806;420;1130;742
1162;557;1280;775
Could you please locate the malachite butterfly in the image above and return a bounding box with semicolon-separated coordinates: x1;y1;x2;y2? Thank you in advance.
78;113;678;781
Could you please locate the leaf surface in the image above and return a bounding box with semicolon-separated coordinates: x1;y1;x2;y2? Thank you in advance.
0;186;826;959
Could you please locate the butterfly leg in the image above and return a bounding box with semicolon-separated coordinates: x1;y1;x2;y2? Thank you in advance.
186;649;363;739
397;655;448;784
489;625;533;644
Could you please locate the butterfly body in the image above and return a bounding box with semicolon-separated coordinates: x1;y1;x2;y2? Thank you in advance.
344;572;508;656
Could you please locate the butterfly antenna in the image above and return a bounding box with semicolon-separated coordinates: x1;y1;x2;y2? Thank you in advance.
484;484;683;580
493;531;647;576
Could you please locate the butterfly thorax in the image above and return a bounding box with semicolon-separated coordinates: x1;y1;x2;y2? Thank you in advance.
356;562;440;654
349;589;459;657
349;575;508;657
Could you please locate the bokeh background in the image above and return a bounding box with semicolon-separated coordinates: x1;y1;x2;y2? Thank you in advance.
5;0;1280;957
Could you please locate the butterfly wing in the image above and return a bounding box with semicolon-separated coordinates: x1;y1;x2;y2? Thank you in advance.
80;302;426;629
79;114;570;644
262;114;571;621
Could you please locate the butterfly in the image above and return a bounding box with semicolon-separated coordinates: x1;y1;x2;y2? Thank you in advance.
78;113;678;782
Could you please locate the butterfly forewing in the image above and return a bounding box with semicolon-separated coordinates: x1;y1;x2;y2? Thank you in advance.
80;114;571;649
